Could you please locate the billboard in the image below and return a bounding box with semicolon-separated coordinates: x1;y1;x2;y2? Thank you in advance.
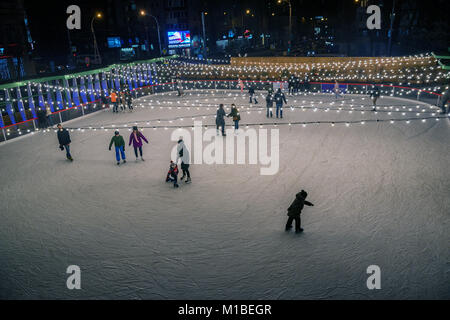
168;31;191;48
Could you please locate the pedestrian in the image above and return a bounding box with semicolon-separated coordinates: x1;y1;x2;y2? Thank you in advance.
56;123;73;161
45;106;53;128
109;130;127;166
216;104;227;137
110;91;118;113
438;87;450;115
176;79;184;96
369;84;381;111
248;86;258;104
120;91;126;111
228;104;241;134
266;92;274;118
294;76;301;94
177;139;191;184
100;95;108;109
285;190;314;234
304;74;310;93
129;126;149;161
334;80;342;99
274;88;287;119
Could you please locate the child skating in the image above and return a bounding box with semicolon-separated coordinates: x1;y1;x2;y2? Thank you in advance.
166;161;179;188
285;190;314;234
109;131;127;166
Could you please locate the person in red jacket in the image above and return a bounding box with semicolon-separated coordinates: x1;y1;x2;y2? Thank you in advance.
166;161;179;188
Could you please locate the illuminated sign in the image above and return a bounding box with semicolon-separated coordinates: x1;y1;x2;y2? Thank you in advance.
168;31;191;48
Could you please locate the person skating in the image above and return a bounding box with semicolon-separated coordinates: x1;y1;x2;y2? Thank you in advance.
109;131;127;166
369;84;381;111
266;92;274;118
285;190;314;234
45;106;53;128
129;126;149;161
177;139;191;184
248;86;258;104
56;123;73;161
166;161;179;188
216;104;227;136
288;75;295;95
228;104;241;134
37;107;47;129
238;78;244;94
274;88;287;119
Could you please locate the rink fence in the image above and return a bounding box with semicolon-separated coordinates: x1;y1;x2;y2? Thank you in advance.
0;79;446;143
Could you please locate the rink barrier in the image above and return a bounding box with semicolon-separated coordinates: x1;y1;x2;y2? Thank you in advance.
0;80;446;143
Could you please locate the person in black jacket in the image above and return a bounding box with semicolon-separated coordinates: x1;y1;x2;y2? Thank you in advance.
438;87;450;115
248;86;258;104
216;104;227;136
285;190;314;233
274;88;287;119
57;123;73;161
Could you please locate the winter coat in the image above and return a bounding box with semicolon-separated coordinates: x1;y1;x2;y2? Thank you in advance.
57;128;71;146
177;141;190;164
110;92;118;103
287;193;314;217
370;86;380;98
129;131;148;148
266;94;273;107
228;108;241;122
274;91;287;106
216;108;226;125
249;87;255;95
109;135;125;150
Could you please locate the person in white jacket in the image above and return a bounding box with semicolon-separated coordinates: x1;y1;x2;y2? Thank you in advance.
176;139;191;183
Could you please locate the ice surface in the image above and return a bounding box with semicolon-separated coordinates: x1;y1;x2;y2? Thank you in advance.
0;90;449;299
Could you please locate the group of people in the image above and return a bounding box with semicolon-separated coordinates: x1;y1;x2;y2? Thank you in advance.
36;106;53;129
288;75;310;95
266;88;288;118
109;90;134;113
56;123;193;188
216;104;241;136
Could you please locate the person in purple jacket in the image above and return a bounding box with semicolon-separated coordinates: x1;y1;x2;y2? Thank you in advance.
129;126;149;161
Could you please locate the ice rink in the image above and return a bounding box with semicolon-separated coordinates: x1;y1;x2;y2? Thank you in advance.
0;89;449;299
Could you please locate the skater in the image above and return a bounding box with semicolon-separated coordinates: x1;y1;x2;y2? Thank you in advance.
303;74;310;93
334;80;342;99
239;78;244;93
249;86;258;104
266;92;274;118
126;90;133;111
285;190;314;234
176;79;184;97
129;126;149;161
369;84;381;111
216;104;227;136
166;161;179;188
100;95;108;109
274;88;287;119
294;76;301;94
228;104;241;133
438;87;450;115
120;91;126;111
177;139;191;184
56;123;73;161
109;131;127;166
110;91;118;113
288;75;295;95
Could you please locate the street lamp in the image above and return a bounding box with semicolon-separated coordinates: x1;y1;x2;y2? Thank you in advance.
140;10;163;57
277;0;292;53
91;12;102;65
